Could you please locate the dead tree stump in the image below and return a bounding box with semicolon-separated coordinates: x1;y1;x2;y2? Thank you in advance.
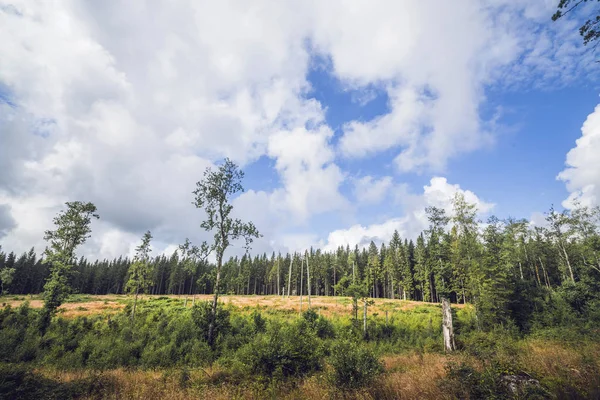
442;297;456;352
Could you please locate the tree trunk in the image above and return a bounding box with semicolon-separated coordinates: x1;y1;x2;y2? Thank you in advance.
363;300;367;337
518;262;524;280
539;257;550;288
131;285;139;320
560;244;575;283
208;252;223;346
442;297;456;352
287;256;293;298
306;251;311;309
300;256;303;313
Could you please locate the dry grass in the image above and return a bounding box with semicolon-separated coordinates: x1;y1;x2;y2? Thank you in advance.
4;298;125;318
3;294;462;319
33;353;461;400
25;340;600;400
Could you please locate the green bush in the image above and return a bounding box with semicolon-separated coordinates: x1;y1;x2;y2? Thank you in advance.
237;320;323;380
191;301;230;343
328;339;382;388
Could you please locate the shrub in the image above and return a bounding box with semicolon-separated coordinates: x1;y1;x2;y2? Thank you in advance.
328;340;383;388
237;320;322;380
252;311;266;333
302;309;335;339
191;301;230;343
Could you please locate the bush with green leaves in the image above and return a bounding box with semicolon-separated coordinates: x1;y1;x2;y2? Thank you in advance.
328;339;382;388
236;319;323;380
191;301;231;343
302;309;335;339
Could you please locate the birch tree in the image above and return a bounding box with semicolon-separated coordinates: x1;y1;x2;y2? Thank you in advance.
193;158;261;345
40;201;99;333
126;231;154;320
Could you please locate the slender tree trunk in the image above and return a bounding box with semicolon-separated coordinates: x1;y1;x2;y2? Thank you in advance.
539;257;550;288
300;255;304;313
208;251;223;346
131;285;139;320
287;256;292;298
560;243;575;283
363;300;367;337
518;262;524;280
306;251;311;309
277;260;280;297
534;262;542;287
333;263;336;296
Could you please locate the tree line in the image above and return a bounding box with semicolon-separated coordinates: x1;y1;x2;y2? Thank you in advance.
1;159;600;332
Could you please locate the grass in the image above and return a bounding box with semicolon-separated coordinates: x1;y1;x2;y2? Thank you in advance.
3;294;455;319
9;339;596;399
2;294;598;399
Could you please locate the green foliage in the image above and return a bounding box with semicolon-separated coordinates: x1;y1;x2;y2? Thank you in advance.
302;309;335;339
193;158;261;345
40;202;99;333
252;310;266;333
191;301;231;343
236;319;323;380
328;339;383;388
0;267;15;295
0;363;115;400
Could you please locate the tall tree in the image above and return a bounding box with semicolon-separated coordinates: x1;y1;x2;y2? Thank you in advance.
193;158;261;345
126;231;154;320
451;193;480;303
40;201;99;333
545;206;576;283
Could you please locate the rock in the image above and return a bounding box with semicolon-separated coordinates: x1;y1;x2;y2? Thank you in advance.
500;373;541;395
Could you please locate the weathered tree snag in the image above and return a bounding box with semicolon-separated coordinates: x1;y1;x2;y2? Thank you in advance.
363;299;367;337
300;255;304;313
442;297;456;352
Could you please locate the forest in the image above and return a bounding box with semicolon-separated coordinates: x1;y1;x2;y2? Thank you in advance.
2;193;600;334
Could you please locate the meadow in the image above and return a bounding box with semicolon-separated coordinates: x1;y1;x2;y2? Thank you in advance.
1;294;599;399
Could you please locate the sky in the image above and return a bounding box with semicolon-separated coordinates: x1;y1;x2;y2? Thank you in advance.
1;0;600;260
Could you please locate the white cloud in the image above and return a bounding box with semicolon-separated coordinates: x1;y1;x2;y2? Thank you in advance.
558;104;600;209
352;176;393;204
323;177;494;251
318;1;593;171
0;1;591;259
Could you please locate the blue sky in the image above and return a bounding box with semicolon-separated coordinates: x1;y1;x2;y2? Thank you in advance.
1;1;600;259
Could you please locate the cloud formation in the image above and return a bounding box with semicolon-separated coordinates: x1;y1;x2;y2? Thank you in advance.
0;1;592;258
323;177;495;251
558;104;600;209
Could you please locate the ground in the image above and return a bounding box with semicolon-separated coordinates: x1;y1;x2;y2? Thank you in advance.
2;294;464;318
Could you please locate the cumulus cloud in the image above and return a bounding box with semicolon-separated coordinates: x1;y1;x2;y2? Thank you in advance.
0;1;591;259
323;177;494;251
558;104;600;209
317;1;590;172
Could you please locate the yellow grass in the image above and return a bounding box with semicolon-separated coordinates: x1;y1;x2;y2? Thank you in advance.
3;294;463;318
